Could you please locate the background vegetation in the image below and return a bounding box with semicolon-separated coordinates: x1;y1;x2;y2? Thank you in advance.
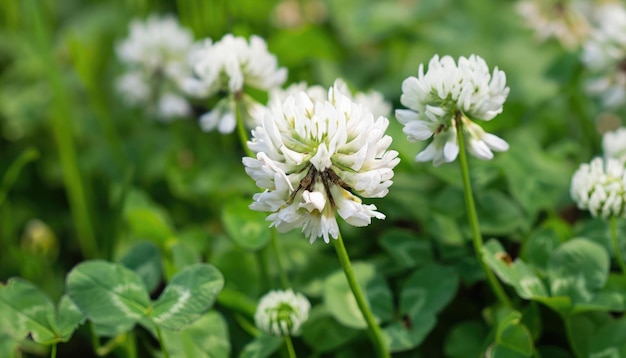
1;0;623;357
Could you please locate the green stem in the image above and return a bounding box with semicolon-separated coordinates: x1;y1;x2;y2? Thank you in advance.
235;313;260;337
235;95;255;158
50;344;57;358
271;230;290;289
155;325;169;358
216;288;257;318
125;331;137;358
455;115;511;308
29;0;99;259
332;232;389;358
284;336;297;358
610;217;626;275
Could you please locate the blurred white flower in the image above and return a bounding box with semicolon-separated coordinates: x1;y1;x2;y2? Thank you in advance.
603;127;626;163
516;0;591;49
396;54;509;166
255;289;311;336
243;82;399;243
115;15;194;120
183;34;287;133
571;157;626;219
582;2;626;108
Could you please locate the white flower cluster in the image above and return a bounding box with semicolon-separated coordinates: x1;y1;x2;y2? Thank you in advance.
254;289;311;336
571;157;626;218
115;15;194;120
582;2;626;108
603;127;626;164
396;54;509;166
264;79;391;120
184;34;288;133
516;0;591;49
243;82;399;243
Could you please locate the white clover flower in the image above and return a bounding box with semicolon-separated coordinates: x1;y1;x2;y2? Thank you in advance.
516;0;591;49
115;15;194;120
243;82;399;243
396;54;510;166
255;289;311;336
603;127;626;164
571;157;626;218
582;2;626;108
183;34;287;133
260;79;390;127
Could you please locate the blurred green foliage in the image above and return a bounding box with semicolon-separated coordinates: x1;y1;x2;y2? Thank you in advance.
1;0;625;357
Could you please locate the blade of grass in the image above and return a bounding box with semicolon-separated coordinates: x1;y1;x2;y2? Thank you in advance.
28;0;99;258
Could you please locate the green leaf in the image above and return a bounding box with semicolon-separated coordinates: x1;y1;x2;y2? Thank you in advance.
323;263;393;329
151;264;224;331
238;334;283;358
0;333;19;358
588;317;626;358
123;190;175;243
566;312;612;358
548;238;610;305
0;278;56;344
378;229;433;269
521;227;563;275
66;260;150;336
222;199;271;251
0;279;83;345
499;131;573;219
55;295;84;341
301;306;361;353
495;311;533;357
476;190;526;235
162;311;230;358
482;240;549;300
444;321;487;358
386;264;459;352
119;241;163;293
211;243;261;297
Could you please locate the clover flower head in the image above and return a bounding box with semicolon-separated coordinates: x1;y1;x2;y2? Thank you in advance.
183;34;288;133
260;79;391;127
255;289;311;336
603;127;626;164
582;2;626;107
184;34;287;96
571;157;626;219
395;54;509;166
243;81;400;243
516;0;591;49
115;15;194;119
